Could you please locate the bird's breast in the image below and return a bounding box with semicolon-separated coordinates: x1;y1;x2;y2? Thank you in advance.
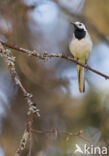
69;36;92;59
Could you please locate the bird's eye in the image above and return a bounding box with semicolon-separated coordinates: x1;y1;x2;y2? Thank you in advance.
79;23;82;26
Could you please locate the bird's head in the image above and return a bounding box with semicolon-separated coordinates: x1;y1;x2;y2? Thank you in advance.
71;21;87;31
71;21;87;40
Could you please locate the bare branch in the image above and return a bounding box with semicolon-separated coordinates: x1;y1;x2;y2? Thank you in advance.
15;130;29;156
0;42;40;117
27;113;33;156
32;129;91;144
0;39;109;80
0;40;105;155
0;43;40;156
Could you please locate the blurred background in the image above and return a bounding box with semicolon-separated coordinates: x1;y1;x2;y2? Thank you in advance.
0;0;109;155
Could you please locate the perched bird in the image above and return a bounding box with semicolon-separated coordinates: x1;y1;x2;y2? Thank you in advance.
69;21;92;92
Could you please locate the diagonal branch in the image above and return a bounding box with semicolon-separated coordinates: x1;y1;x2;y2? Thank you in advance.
0;43;40;156
0;39;109;80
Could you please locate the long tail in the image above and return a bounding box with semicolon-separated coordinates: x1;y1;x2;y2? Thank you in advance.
77;64;85;93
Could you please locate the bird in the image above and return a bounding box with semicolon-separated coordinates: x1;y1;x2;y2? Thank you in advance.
69;21;93;93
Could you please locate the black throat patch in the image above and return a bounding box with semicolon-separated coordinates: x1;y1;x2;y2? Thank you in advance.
74;28;86;40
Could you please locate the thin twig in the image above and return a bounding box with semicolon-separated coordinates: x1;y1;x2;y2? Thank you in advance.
0;41;40;117
27;113;33;156
0;43;40;156
28;131;32;156
0;39;109;80
0;41;103;155
32;129;92;144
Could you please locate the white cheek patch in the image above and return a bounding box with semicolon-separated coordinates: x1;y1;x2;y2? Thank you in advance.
75;22;86;31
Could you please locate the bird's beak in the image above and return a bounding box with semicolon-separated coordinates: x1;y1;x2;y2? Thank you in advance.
71;22;77;28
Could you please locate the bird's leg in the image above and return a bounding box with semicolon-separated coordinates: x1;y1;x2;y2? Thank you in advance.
85;60;88;71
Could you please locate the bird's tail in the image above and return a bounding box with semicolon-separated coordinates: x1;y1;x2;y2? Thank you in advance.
77;59;85;93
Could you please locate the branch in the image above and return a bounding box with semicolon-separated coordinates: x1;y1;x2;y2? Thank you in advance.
0;43;40;156
32;128;102;156
15;113;34;156
27;113;33;156
32;129;91;144
0;39;109;80
0;41;104;155
0;42;40;117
